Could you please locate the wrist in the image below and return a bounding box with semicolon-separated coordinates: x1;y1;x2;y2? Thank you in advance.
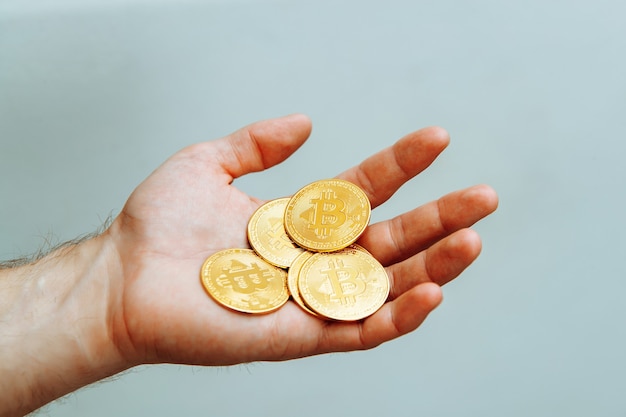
0;233;128;416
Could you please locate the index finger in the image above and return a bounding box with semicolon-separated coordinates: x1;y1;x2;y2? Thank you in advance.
336;126;449;208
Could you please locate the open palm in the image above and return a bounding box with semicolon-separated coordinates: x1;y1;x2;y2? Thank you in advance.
107;114;498;367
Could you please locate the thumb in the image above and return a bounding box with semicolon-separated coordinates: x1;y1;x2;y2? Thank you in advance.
215;114;312;180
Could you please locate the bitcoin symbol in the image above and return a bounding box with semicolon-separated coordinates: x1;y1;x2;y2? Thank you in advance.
217;260;274;294
318;259;366;305
301;190;347;239
266;217;294;250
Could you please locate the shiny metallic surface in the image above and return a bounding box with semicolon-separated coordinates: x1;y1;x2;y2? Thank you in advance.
201;249;289;314
247;198;304;268
285;179;371;252
298;247;389;321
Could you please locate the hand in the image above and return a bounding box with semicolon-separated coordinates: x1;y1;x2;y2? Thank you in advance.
106;114;498;367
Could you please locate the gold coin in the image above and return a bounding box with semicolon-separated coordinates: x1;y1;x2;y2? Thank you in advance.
201;249;289;314
298;247;389;321
349;243;371;255
284;179;371;252
286;251;319;317
247;198;304;268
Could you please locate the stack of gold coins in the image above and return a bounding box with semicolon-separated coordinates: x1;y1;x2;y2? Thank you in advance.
200;179;390;321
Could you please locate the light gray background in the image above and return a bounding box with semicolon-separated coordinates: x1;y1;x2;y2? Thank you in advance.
1;0;625;416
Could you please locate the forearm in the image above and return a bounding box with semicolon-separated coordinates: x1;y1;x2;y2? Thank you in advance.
0;235;128;417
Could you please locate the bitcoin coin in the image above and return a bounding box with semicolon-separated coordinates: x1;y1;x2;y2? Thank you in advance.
201;249;289;314
350;243;371;255
286;251;319;317
297;247;389;321
284;179;371;252
247;198;304;268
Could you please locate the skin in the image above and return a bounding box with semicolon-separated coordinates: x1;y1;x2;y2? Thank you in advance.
0;114;498;417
